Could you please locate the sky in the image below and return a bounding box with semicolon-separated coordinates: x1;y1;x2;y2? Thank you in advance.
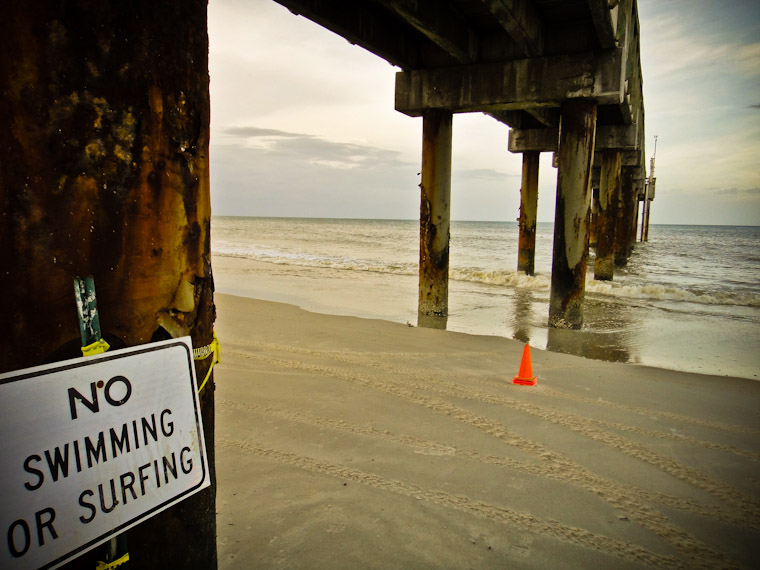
208;0;760;225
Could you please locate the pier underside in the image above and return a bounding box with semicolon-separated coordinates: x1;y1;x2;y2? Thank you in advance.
275;0;648;328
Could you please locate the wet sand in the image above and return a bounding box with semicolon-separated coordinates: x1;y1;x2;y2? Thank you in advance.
213;293;760;569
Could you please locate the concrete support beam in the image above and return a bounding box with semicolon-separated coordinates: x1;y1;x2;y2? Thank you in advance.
508;123;638;153
594;149;622;280
517;152;540;275
484;0;544;57
274;0;421;69
376;0;477;63
418;110;453;322
395;48;624;116
622;149;644;167
549;99;597;329
587;0;619;49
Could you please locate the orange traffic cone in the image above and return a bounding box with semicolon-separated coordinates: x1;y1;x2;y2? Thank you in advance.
513;344;537;386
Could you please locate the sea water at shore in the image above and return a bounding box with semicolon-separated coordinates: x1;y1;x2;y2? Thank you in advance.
211;216;760;380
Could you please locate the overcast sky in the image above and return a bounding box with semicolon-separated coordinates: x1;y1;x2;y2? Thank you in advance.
208;0;760;225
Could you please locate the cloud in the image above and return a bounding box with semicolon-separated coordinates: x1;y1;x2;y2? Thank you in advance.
736;42;760;76
221;126;413;171
716;187;760;196
224;126;308;138
455;168;518;180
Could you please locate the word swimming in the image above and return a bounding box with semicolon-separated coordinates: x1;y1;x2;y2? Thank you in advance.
23;409;175;491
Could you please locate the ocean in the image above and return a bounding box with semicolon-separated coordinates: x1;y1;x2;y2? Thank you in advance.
211;217;760;380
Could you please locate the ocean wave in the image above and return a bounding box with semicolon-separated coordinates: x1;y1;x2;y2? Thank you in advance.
585;280;760;307
213;246;760;308
449;268;551;289
213;246;418;276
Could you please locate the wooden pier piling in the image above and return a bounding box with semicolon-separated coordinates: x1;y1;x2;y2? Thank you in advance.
615;166;637;266
517;151;540;275
549;99;597;329
0;2;216;567
594;149;622;280
418;110;453;321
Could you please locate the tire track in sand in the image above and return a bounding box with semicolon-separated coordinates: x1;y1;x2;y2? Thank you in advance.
217;437;698;570
225;345;760;526
228;340;759;436
221;350;745;568
360;360;760;525
216;397;747;527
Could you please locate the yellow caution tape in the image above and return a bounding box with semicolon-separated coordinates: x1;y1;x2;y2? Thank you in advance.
95;552;129;570
81;338;110;357
193;332;220;393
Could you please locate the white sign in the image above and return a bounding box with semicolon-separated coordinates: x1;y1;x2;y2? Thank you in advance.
0;337;210;570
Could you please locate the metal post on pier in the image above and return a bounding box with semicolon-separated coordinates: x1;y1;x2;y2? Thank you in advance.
640;136;657;242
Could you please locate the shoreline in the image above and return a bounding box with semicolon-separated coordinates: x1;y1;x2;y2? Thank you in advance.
211;254;760;380
214;293;760;569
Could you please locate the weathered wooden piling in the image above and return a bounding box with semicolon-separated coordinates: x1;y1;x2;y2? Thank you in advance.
615;166;637;266
517;151;540;275
594;149;622;280
590;186;599;247
549;99;597;329
0;2;216;568
418;110;453;321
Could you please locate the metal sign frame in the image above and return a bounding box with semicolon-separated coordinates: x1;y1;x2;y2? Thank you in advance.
0;337;209;570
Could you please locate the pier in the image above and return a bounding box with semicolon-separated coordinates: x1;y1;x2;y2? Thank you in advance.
275;0;649;329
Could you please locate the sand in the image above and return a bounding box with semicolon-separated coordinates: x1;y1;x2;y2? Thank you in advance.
213;293;760;569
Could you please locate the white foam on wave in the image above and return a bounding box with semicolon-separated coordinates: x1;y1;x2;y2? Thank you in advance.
585;280;760;307
214;245;418;276
449;268;551;290
214;245;760;308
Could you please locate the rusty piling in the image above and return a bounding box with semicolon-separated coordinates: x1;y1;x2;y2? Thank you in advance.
418;110;453;324
615;167;636;266
594;149;621;280
0;1;216;568
517;151;540;275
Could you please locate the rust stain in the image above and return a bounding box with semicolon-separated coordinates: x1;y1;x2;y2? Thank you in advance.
0;0;213;372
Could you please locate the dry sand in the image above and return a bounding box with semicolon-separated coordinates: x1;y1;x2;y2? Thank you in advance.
213;293;760;569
